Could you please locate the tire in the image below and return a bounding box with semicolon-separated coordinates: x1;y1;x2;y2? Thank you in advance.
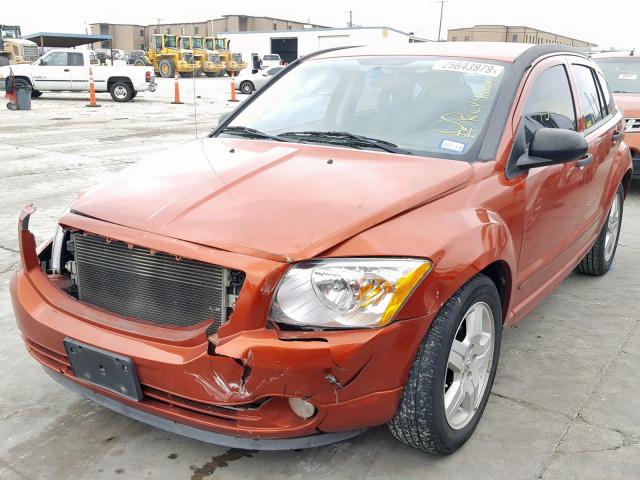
131;90;138;99
217;71;226;77
158;59;175;78
109;81;133;102
133;58;148;67
7;102;18;110
181;71;193;78
388;274;503;455
31;90;43;98
576;184;624;276
205;72;218;77
0;56;9;67
239;81;254;94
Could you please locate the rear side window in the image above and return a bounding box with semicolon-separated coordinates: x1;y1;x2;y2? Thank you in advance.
596;72;615;113
522;65;577;144
68;53;84;66
571;64;606;130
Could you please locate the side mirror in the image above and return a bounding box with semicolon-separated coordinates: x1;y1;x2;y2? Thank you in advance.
517;128;588;169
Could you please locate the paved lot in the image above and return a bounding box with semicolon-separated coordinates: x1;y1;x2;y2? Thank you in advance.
1;77;639;480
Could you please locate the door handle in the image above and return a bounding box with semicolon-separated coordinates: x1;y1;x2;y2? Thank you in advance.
612;130;623;142
576;153;593;168
63;69;70;72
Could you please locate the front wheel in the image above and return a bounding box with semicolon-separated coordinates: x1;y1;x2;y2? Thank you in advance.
31;90;43;98
388;274;502;455
109;81;133;102
576;184;624;276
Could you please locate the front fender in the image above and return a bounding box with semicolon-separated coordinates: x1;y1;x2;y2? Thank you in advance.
324;167;522;325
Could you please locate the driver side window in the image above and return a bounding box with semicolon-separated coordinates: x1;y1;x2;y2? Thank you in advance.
41;52;68;67
523;65;577;145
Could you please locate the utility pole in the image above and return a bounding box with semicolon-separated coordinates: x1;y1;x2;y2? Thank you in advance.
435;1;448;41
345;10;353;28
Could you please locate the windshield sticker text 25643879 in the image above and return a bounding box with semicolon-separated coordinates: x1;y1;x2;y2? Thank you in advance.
433;60;504;77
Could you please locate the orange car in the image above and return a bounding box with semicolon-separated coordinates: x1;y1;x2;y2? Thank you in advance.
593;50;640;178
11;42;633;454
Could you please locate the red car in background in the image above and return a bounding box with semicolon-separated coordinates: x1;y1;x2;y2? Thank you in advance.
11;42;632;455
594;50;640;177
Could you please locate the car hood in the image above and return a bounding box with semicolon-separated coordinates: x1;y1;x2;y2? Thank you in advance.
70;138;473;262
614;93;640;117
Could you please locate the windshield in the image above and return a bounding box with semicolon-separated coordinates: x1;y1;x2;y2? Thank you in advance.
192;37;203;49
224;56;506;159
215;39;226;50
1;26;20;39
595;58;640;93
164;36;176;49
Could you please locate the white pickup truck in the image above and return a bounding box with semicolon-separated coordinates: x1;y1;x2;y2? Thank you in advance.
0;49;156;102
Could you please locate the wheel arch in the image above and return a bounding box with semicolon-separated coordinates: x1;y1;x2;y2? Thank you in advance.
107;76;133;90
621;168;633;199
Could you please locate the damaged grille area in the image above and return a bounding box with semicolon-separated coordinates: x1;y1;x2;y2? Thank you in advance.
71;233;241;330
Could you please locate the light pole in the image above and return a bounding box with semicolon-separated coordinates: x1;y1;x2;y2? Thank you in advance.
435;1;448;41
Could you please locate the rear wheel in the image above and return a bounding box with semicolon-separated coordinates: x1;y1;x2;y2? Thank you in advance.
388;274;502;454
576;184;624;276
158;59;175;78
239;80;254;94
133;58;149;67
109;81;133;102
31;90;43;98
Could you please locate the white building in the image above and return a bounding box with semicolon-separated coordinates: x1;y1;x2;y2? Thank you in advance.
224;26;429;66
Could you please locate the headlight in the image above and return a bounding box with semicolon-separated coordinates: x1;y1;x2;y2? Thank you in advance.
269;258;432;329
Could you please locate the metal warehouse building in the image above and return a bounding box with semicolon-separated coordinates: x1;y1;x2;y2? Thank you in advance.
224;26;429;64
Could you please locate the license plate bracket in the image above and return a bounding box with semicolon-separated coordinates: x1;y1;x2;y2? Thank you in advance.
64;338;143;401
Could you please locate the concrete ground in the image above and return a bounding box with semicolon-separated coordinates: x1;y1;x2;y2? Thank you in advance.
1;77;639;480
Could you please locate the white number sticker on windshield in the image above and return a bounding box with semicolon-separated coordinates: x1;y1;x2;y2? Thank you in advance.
618;73;638;80
433;60;504;77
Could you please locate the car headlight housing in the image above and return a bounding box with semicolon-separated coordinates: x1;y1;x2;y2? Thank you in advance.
269;258;432;329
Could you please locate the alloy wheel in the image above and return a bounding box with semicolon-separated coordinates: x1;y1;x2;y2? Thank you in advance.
604;193;621;263
444;302;495;430
113;86;128;100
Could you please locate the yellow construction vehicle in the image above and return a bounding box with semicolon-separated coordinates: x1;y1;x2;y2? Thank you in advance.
134;34;201;78
178;36;225;77
0;25;39;66
204;36;247;76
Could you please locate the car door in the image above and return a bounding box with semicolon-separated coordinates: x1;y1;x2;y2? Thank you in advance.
568;60;622;231
512;57;589;306
67;52;89;91
32;51;72;90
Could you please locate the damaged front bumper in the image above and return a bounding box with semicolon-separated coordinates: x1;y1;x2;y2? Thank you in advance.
10;206;433;448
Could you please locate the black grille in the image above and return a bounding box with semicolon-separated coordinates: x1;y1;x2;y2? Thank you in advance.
72;233;230;330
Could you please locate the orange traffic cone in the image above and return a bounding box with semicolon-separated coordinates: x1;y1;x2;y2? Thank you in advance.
86;67;101;108
229;72;238;103
171;71;183;104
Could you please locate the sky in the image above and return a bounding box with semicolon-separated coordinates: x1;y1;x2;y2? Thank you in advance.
3;0;639;50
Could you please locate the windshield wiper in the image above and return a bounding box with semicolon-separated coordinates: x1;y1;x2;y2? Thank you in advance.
277;130;413;155
219;126;285;142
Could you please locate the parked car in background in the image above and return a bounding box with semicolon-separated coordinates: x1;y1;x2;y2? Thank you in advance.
126;50;147;65
235;66;283;94
261;53;282;68
594;51;640;177
0;49;156;101
11;42;632;456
